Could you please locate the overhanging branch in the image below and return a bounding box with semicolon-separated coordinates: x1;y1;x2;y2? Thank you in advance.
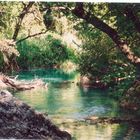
16;30;48;44
72;3;140;65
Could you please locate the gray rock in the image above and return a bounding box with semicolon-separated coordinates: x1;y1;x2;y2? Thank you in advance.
0;90;71;140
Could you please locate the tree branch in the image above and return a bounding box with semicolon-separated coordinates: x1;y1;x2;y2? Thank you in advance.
72;3;140;65
72;40;81;47
16;30;48;44
12;2;34;40
73;3;121;45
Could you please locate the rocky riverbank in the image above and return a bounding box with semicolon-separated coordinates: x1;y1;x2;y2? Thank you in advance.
0;90;71;139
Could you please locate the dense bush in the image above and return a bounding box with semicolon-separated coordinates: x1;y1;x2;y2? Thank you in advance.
17;35;76;70
77;27;136;99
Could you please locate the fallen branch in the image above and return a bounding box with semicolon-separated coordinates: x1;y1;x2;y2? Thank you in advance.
0;74;47;91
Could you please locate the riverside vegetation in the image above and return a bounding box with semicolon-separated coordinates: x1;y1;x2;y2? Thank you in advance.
0;2;140;139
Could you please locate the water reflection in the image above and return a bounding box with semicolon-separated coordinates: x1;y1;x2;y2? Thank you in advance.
53;119;139;140
14;69;140;140
15;81;119;119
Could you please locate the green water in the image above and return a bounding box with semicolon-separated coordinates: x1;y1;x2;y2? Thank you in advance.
14;69;140;140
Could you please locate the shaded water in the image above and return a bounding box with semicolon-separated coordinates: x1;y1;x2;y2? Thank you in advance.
14;69;140;140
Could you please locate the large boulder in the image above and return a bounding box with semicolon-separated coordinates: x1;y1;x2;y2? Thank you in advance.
0;90;71;139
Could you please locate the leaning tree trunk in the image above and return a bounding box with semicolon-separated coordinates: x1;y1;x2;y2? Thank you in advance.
12;2;34;40
115;42;140;80
73;3;140;80
124;5;140;80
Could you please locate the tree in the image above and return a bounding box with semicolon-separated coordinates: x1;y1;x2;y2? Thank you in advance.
72;3;140;79
0;2;45;72
12;2;34;40
39;2;140;79
10;2;34;72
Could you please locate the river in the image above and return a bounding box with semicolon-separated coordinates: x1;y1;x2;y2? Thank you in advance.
14;69;140;140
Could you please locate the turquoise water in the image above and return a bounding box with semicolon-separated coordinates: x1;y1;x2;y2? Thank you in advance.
14;69;140;140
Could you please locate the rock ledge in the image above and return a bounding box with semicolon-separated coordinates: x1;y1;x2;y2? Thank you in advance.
0;90;71;140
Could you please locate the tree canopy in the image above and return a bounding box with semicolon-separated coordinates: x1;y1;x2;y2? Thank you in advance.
0;2;140;80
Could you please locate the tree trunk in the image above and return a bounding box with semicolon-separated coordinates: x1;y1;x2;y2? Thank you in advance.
12;2;34;40
10;2;34;72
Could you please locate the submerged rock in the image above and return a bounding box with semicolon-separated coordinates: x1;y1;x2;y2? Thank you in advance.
0;90;71;139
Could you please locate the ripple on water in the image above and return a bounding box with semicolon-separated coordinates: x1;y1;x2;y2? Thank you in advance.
68;106;111;120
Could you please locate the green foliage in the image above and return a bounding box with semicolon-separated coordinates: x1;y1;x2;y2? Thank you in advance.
76;19;136;98
17;35;76;70
0;2;22;38
78;35;135;82
108;4;140;57
0;2;139;112
77;27;114;77
109;79;134;100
